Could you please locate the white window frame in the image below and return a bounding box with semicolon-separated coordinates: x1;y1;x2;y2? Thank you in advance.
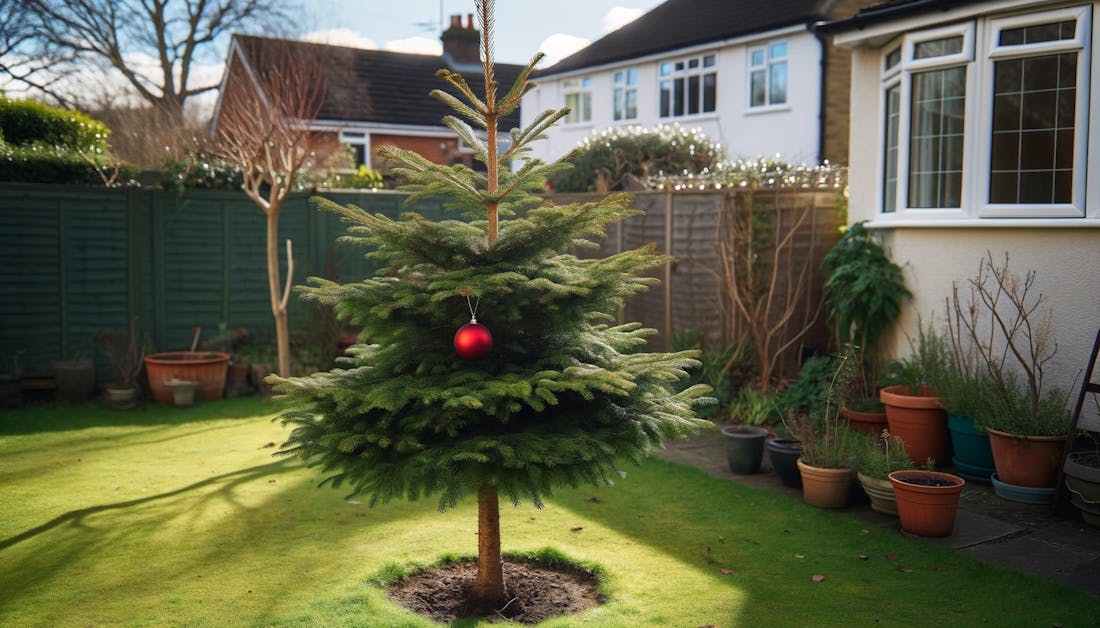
340;130;369;169
748;39;789;109
877;6;1095;223
563;77;592;125
658;53;717;119
976;5;1090;218
613;67;639;121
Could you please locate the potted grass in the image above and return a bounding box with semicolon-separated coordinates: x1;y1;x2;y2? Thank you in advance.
889;461;965;537
851;430;912;516
821;222;911;435
94;317;144;410
787;348;859;508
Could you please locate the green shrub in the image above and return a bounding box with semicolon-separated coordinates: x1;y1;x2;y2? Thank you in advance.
0;98;109;151
0;142;136;185
549;124;722;192
159;155;243;191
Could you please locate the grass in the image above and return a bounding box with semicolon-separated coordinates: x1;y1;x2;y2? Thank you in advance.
1;398;1097;627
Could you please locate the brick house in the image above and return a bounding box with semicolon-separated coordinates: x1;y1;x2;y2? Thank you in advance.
211;15;523;172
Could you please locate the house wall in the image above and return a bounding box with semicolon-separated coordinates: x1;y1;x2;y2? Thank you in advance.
523;29;823;165
845;21;1100;411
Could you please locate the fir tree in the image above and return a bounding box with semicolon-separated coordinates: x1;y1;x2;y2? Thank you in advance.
272;0;712;613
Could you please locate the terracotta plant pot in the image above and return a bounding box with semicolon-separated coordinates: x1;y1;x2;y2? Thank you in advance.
144;351;230;406
767;438;803;488
987;428;1067;489
721;425;768;475
844;406;888;434
889;470;965;537
880;385;950;466
797;459;855;508
1063;451;1100;527
857;472;897;516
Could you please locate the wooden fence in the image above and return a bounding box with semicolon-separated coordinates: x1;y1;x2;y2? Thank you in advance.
0;184;841;382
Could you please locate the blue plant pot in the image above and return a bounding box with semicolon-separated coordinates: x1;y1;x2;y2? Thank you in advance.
948;414;995;483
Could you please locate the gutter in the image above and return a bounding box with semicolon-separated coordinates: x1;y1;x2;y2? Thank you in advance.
815;0;982;36
811;24;827;165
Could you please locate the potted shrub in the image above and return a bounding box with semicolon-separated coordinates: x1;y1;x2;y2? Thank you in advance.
768;355;836;489
820;222;911;435
880;322;951;466
851;430;912;516
94;317;145;410
960;254;1071;490
721;387;779;474
889;463;965;537
787;349;859;508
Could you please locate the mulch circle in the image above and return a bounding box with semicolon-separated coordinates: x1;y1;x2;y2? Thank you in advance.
386;558;603;624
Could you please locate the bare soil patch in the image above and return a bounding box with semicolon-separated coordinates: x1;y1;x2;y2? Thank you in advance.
386;558;602;624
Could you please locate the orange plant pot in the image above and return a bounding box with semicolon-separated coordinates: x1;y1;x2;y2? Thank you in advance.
889;470;965;537
843;406;888;434
987;428;1067;488
880;385;949;466
797;459;855;508
144;352;230;405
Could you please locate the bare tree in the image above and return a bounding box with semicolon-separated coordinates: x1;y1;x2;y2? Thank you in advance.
0;0;291;120
211;38;328;377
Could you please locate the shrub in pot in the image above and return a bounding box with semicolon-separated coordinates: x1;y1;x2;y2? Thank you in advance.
821;221;911;430
850;430;912;516
957;253;1071;489
95;317;144;410
880;322;951;465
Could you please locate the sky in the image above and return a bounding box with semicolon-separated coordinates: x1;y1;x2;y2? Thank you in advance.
301;0;665;66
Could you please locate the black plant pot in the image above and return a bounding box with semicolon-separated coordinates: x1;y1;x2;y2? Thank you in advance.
767;438;803;488
722;425;768;475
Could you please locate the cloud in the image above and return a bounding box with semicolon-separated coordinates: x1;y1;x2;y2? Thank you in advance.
602;7;645;33
537;33;590;67
301;28;378;50
383;36;442;56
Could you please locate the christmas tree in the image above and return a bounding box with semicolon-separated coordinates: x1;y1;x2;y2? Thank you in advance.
273;0;712;613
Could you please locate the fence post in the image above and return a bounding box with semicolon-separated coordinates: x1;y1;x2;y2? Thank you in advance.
663;185;673;350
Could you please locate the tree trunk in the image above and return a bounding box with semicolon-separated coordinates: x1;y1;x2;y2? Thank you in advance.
472;482;506;612
266;203;292;376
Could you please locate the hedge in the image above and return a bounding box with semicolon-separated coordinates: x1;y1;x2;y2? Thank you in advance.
0;98;110;151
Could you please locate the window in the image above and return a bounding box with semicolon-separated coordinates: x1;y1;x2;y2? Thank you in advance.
877;6;1090;220
749;41;788;107
659;54;716;118
613;68;639;121
563;77;592;124
340;131;368;168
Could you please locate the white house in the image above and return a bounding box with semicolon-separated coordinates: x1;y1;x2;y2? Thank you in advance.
522;0;880;167
822;0;1100;401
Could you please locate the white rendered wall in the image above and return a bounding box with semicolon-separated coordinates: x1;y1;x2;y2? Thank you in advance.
520;29;823;166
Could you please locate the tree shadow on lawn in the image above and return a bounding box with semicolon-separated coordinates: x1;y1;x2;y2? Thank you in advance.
0;397;281;436
551;457;1095;627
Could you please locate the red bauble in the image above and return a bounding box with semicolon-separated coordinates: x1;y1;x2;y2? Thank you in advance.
454;320;493;360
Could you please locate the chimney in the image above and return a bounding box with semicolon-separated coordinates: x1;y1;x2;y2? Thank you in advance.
441;12;480;65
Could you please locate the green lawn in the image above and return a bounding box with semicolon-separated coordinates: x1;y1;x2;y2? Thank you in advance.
1;398;1096;627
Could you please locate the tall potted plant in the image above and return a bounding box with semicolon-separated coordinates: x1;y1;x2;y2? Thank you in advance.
788;348;859;508
960;253;1071;489
821;221;911;434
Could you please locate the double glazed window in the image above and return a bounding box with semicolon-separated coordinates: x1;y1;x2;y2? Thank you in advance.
749;41;788;107
880;6;1090;218
659;54;717;118
613;68;639;121
563;77;592;124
